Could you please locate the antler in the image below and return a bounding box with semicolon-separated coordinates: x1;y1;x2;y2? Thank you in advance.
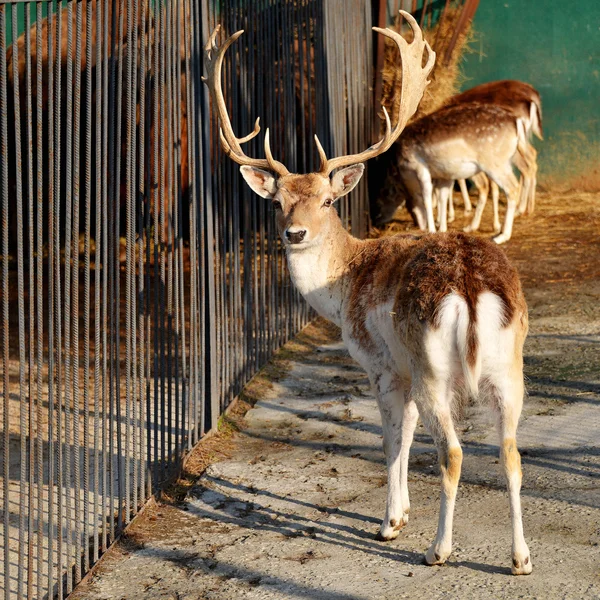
316;11;435;176
203;26;289;177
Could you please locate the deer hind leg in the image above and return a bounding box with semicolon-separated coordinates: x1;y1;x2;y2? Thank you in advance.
489;167;520;244
436;180;453;233
514;142;538;216
463;172;489;233
458;178;472;213
486;339;532;573
411;376;462;565
448;183;456;223
374;373;413;540
491;181;501;233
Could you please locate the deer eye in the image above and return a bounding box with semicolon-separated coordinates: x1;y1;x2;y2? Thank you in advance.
323;198;333;208
272;200;282;211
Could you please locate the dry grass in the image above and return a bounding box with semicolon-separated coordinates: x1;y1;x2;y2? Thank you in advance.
379;189;600;289
380;6;475;130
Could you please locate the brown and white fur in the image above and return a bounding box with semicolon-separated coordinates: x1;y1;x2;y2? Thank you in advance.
205;14;533;575
373;102;528;244
444;80;543;227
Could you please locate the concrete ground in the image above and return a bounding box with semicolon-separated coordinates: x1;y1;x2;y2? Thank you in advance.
72;191;600;600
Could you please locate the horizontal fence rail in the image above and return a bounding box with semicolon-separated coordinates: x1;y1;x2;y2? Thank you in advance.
0;0;373;597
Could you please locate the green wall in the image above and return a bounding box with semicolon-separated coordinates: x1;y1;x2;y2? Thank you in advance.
461;0;600;187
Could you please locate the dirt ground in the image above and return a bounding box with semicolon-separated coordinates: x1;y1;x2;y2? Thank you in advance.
71;190;600;600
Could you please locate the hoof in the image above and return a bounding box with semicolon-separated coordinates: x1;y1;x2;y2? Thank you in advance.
377;515;408;541
492;233;509;245
511;554;533;576
424;544;450;566
463;225;475;233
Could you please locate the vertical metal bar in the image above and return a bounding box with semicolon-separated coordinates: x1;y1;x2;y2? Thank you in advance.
232;3;242;399
130;0;140;516
213;11;223;412
0;6;9;600
46;2;57;593
83;0;94;574
195;0;209;439
94;0;104;564
24;6;36;596
101;0;109;554
144;0;152;496
171;0;180;461
107;0;117;545
114;0;125;534
125;0;135;523
200;0;218;433
54;1;64;594
175;0;187;460
152;0;160;488
72;0;84;584
130;0;140;519
35;4;45;595
165;0;174;472
183;0;196;450
137;0;147;511
158;0;167;482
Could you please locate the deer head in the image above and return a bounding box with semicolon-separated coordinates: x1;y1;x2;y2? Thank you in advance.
203;11;435;250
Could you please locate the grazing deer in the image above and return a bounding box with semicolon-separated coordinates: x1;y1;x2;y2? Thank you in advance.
445;80;543;224
204;12;532;575
371;102;531;244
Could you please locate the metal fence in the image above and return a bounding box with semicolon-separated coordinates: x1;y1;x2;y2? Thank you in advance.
0;0;374;597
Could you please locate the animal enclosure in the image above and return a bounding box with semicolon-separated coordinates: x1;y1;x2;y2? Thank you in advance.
0;0;374;597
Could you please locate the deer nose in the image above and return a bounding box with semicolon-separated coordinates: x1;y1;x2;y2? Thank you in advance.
285;229;306;244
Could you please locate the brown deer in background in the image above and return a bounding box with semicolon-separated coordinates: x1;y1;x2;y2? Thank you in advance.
204;12;533;574
444;80;543;227
371;101;531;244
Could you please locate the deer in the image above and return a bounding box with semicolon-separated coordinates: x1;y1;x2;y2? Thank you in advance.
370;101;534;244
443;80;543;227
204;12;533;575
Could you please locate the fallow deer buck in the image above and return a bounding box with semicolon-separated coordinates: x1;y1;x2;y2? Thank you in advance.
444;80;543;228
204;12;533;575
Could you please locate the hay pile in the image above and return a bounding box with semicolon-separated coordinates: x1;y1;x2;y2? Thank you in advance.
379;6;475;130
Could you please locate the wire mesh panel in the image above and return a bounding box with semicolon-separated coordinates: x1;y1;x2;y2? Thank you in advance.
0;0;374;597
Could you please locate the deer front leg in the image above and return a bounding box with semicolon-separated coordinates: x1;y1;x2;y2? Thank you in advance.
463;172;489;233
491;181;501;233
436;180;453;233
372;373;413;540
419;170;437;233
458;179;472;214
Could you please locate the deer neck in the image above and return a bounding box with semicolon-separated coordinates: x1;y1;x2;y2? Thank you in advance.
285;214;361;327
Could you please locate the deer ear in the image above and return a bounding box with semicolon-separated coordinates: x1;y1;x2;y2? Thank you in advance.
240;166;278;199
331;164;365;198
